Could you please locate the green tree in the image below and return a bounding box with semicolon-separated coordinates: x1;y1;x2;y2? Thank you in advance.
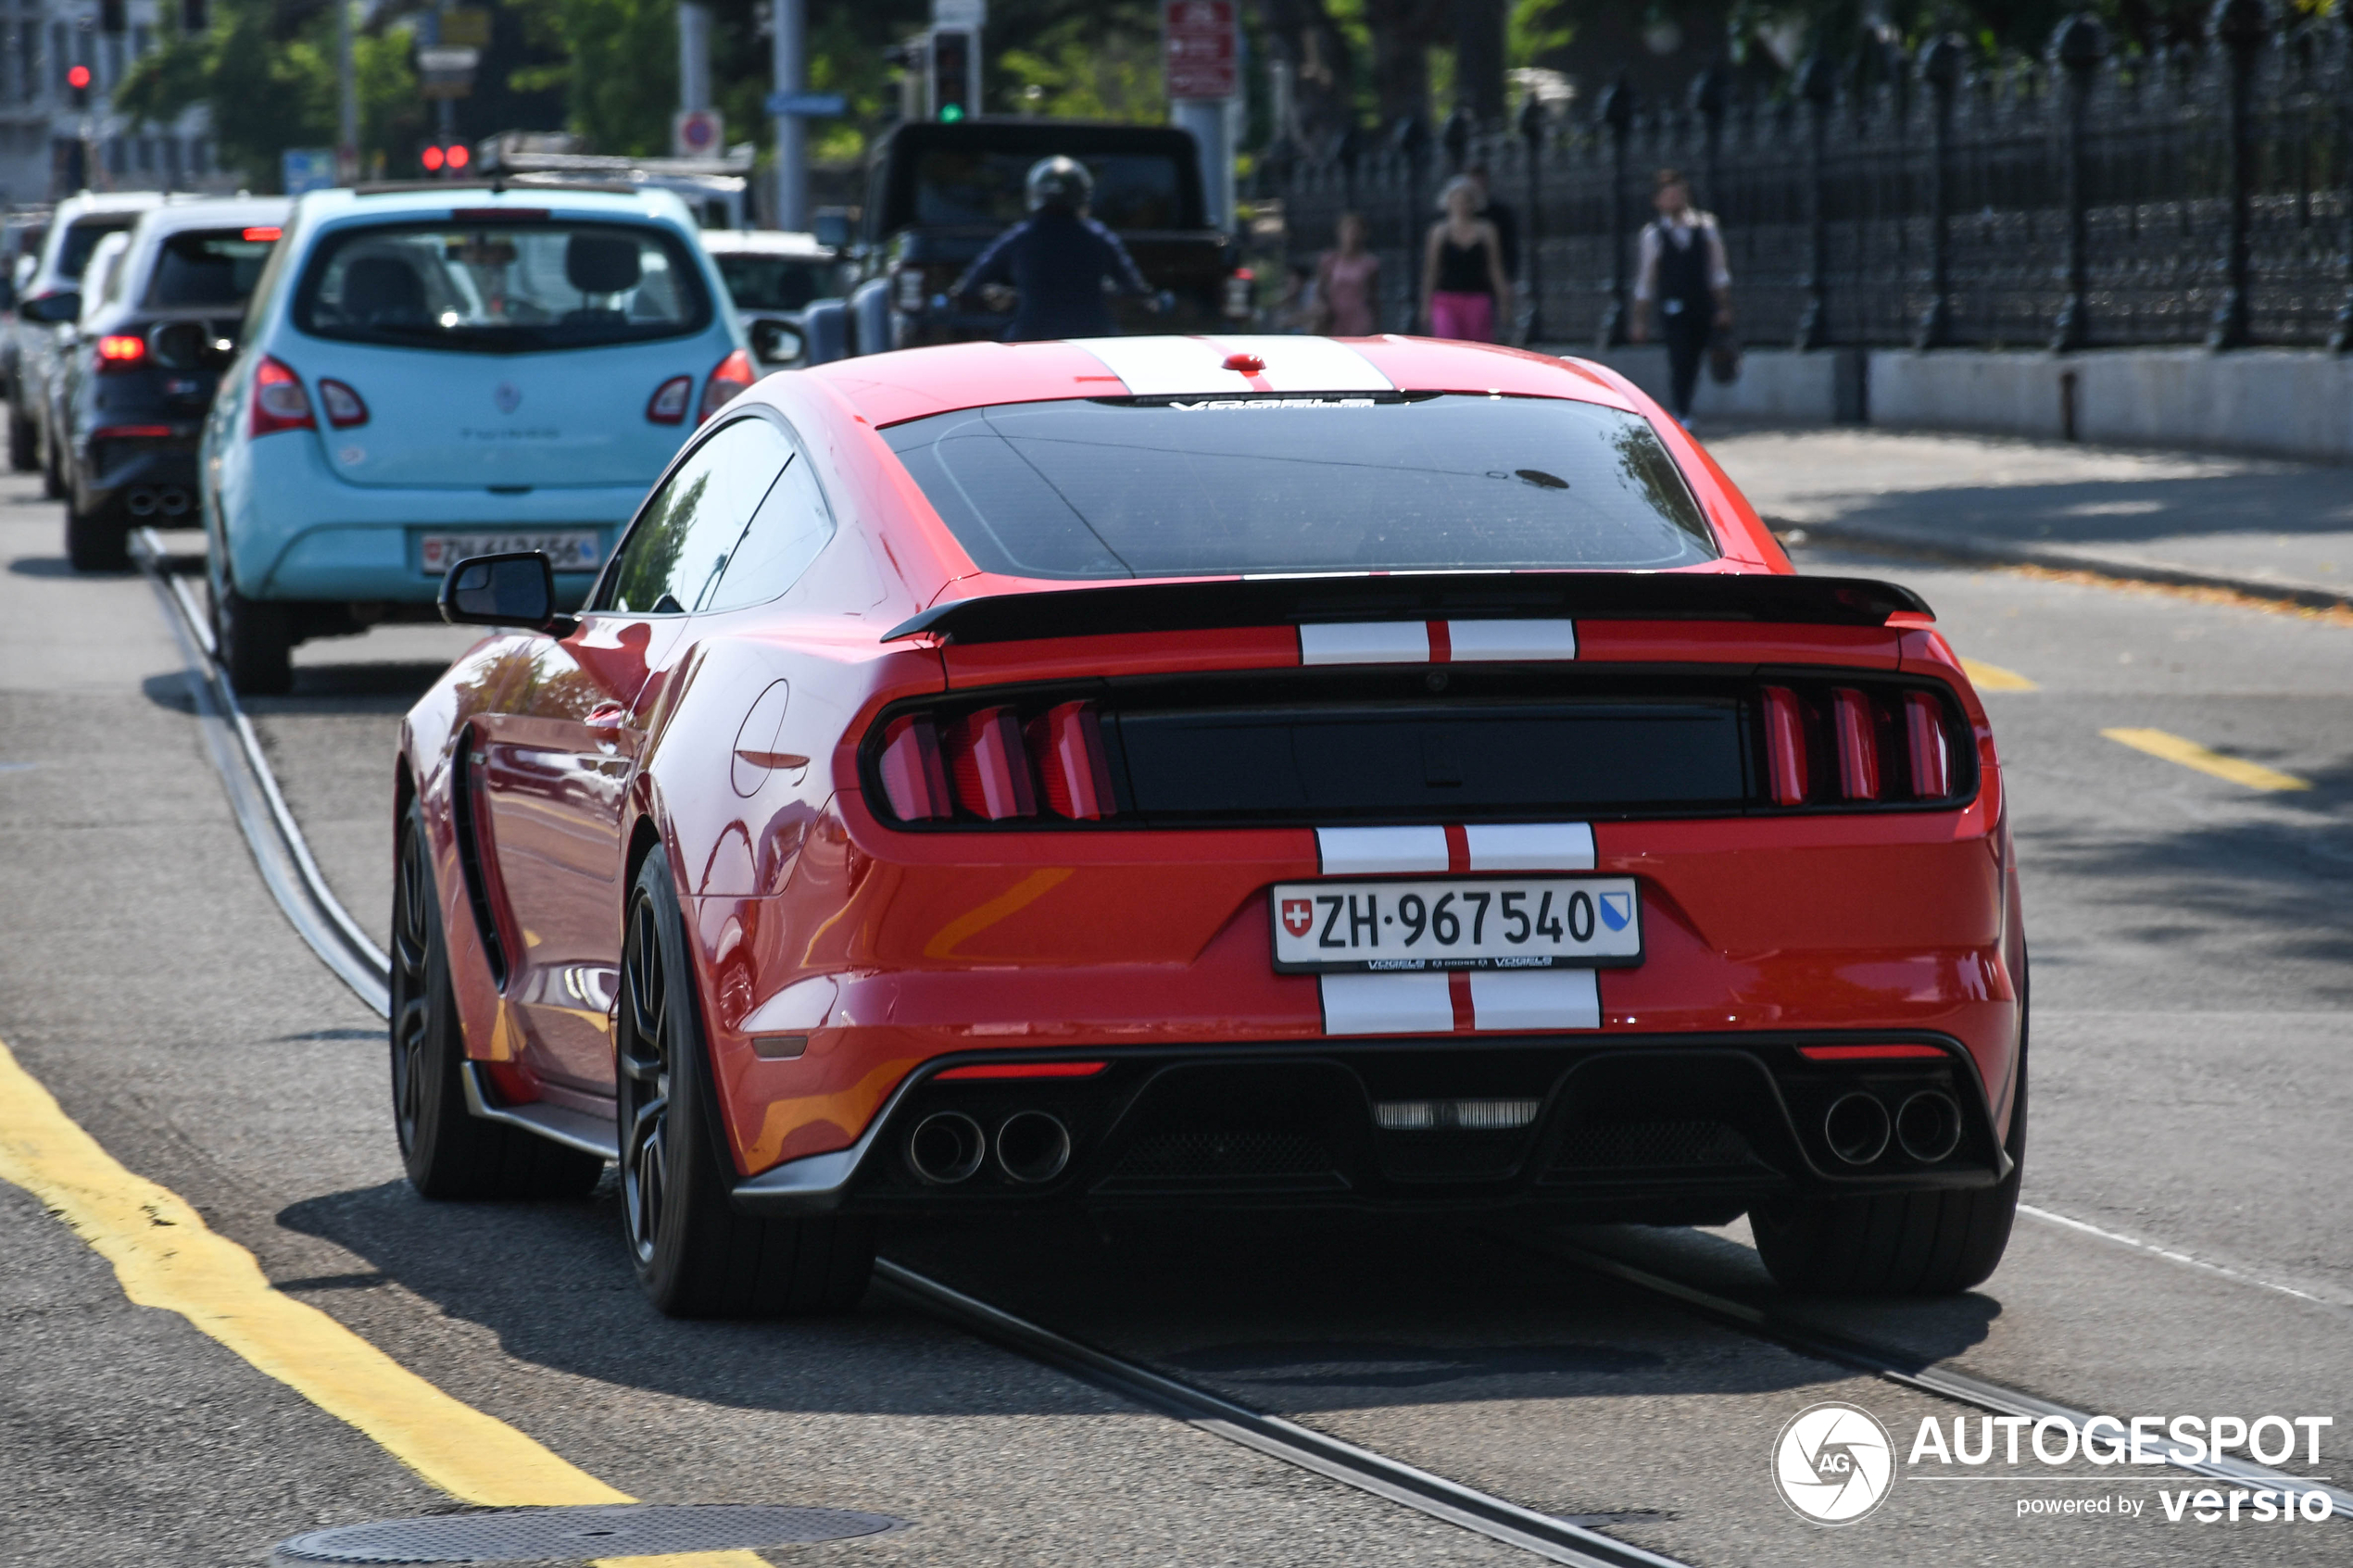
115;0;425;190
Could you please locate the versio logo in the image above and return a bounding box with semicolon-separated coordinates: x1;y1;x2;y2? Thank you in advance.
1774;1401;1897;1524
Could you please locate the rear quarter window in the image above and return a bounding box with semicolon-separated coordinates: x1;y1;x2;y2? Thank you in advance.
145;229;277;308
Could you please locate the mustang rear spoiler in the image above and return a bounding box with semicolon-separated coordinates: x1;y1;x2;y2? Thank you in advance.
882;572;1931;646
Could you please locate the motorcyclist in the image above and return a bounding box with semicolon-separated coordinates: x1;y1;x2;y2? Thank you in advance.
951;156;1162;341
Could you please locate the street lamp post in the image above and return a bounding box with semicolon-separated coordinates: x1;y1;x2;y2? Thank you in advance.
2049;14;2108;353
1915;34;1966;350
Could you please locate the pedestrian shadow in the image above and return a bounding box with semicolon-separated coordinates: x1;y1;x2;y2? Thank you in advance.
272;1177;1999;1420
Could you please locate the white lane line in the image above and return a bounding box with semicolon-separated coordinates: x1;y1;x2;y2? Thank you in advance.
2018;1204;2348;1315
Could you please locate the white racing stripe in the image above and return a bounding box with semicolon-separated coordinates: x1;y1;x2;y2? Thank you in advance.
1300;622;1430;666
1448;620;1579;662
1069;335;1395;397
1319;972;1453;1036
1316;826;1451;876
1462;822;1595;872
1468;969;1601;1032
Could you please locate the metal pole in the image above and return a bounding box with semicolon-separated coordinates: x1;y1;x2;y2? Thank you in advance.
2330;5;2353;352
335;0;358;182
1517;93;1544;341
680;1;712;116
2049;14;2107;352
2207;0;2267;351
1915;35;1964;349
1794;52;1837;351
1595;76;1633;348
772;0;805;230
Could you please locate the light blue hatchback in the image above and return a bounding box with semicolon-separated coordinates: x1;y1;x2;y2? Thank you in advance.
201;184;752;691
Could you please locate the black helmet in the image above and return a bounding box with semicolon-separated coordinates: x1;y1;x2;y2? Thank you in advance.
1026;156;1092;214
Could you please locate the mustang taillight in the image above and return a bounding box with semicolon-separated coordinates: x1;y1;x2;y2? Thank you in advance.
876;715;951;821
946;707;1038;820
1763;684;1964;809
874;700;1119;825
1026;701;1115;820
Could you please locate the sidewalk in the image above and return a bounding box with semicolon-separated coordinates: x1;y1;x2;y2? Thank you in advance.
1695;424;2353;610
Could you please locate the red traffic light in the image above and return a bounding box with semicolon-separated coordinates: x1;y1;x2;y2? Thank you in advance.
421;144;444;171
66;65;91;89
445;144;470;170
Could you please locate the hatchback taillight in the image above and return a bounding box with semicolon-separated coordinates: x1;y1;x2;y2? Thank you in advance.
318;378;369;428
95;332;147;370
874;701;1119;825
647;375;693;424
1761;684;1964;809
249;355;314;436
698;349;755;422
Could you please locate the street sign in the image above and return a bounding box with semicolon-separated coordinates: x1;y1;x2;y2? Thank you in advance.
672;108;724;157
764;91;846;117
932;0;984;26
282;147;336;194
417;44;479;98
1164;0;1236;101
438;6;490;47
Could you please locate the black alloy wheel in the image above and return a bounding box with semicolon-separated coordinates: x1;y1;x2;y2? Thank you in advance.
7;403;34;471
1752;954;2028;1297
390;797;604;1200
212;578;295;696
64;495;130;571
618;845;875;1318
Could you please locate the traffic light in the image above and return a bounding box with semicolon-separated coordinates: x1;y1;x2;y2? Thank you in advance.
930;28;972;121
99;0;125;32
420;143;471;175
66;63;90;109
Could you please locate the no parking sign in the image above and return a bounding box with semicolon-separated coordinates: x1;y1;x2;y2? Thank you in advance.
672;108;724;158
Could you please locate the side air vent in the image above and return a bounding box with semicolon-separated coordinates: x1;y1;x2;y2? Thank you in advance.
448;728;510;987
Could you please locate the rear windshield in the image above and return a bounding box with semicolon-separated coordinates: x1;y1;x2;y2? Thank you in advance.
882;395;1719;580
55;218;134;281
713;252;838;311
291;220;711;353
145;228;276;308
912;150;1187;231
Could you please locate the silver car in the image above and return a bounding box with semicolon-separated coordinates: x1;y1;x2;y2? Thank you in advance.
7;192;164;488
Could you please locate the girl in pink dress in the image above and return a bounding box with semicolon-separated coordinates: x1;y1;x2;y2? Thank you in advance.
1315;212;1380;335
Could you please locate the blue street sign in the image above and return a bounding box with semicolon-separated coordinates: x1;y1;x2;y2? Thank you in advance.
282;147;336;194
764;91;847;117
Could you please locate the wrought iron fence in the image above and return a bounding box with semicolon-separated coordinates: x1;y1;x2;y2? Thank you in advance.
1263;10;2353;353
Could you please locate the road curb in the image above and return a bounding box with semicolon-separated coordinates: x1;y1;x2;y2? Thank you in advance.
1771;518;2353;614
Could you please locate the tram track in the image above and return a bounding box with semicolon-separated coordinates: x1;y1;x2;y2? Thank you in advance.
131;527;2348;1562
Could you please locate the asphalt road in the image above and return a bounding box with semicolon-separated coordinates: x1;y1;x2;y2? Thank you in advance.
1;432;2347;1567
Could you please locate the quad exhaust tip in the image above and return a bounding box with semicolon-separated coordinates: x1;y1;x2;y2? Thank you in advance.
1896;1090;1963;1163
125;487;158;516
1823;1092;1891;1166
906;1110;986;1185
994;1110;1071;1185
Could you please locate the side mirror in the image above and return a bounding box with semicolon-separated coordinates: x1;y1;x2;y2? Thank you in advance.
440;552;559;630
20;290;80;324
749;319;804;365
812;209;850;251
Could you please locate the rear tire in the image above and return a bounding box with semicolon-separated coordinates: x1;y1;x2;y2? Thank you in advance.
7;405;34;471
391;797;605;1201
65;497;130;572
1752;987;2027;1298
618;846;875;1317
213;580;294;695
39;422;63;498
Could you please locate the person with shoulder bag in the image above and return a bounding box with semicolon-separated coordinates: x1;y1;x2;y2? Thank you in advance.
1627;168;1734;426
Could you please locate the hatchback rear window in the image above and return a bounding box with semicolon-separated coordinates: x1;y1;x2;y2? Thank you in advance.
881;395;1719;580
291;220;711;353
55;218;134;281
145;228;276;307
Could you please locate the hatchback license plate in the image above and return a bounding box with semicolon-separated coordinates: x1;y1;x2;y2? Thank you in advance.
1270;877;1642;973
421;531;602;576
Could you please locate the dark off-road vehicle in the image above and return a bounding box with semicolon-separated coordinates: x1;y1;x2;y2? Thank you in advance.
819;119;1250;358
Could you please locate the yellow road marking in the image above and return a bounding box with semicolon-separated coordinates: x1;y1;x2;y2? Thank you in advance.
2101;728;2312;792
0;1036;765;1568
1961;658;2039;692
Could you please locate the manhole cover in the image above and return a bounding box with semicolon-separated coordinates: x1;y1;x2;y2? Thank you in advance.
277;1503;906;1563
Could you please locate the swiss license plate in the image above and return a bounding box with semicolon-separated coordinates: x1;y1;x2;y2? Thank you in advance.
420;531;602;577
1270;877;1642;974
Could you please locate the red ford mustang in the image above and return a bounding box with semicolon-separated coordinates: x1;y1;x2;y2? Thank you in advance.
391;334;2027;1316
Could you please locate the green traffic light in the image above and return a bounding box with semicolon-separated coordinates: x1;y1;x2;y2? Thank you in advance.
939;104;964;122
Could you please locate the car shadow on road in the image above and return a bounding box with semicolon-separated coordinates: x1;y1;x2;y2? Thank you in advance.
278;1181;1999;1419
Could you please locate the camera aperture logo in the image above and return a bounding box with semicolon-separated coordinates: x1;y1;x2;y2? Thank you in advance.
1774;1401;1896;1524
